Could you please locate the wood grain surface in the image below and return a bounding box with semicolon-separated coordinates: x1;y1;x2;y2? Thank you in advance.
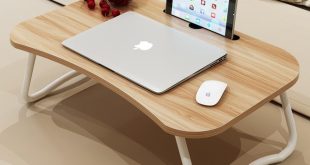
10;0;299;138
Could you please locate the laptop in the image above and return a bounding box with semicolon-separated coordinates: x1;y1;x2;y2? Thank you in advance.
62;11;227;94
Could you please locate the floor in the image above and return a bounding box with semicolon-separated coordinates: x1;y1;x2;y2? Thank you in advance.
0;0;309;165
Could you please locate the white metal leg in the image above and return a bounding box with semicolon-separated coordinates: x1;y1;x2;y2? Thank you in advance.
175;136;192;165
175;92;296;165
22;53;82;103
250;92;297;165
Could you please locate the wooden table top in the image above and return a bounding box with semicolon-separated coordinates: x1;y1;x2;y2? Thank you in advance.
10;0;299;138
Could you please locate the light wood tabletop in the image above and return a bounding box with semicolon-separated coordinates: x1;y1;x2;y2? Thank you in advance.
10;0;299;138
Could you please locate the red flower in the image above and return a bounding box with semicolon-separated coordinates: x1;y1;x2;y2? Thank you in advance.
87;0;96;10
111;9;121;17
99;0;108;8
101;7;110;16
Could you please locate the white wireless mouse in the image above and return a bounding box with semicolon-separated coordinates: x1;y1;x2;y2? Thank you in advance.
196;80;227;106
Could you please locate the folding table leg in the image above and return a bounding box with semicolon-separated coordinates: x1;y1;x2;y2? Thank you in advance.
22;53;83;103
175;92;296;165
175;136;192;165
250;92;297;165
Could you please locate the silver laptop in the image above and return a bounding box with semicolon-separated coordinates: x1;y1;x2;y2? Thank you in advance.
62;12;227;94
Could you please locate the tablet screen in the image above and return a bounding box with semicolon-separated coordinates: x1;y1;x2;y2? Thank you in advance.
167;0;237;39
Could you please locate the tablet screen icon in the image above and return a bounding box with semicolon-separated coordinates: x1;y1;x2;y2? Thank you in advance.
201;0;206;6
211;12;216;18
189;4;194;10
212;4;217;9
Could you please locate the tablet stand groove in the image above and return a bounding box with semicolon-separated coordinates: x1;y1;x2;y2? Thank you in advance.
188;23;240;40
188;23;203;29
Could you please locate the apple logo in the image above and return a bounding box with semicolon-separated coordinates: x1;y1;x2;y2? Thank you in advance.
133;41;153;51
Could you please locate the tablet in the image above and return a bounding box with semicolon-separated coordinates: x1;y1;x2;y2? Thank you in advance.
165;0;238;39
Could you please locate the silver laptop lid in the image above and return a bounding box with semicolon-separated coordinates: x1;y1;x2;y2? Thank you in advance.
62;12;227;93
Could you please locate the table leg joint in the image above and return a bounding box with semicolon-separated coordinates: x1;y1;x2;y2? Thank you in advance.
22;53;86;103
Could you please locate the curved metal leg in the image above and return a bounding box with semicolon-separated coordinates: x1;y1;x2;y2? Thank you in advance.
175;136;192;165
22;53;83;103
250;92;297;165
175;92;296;165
